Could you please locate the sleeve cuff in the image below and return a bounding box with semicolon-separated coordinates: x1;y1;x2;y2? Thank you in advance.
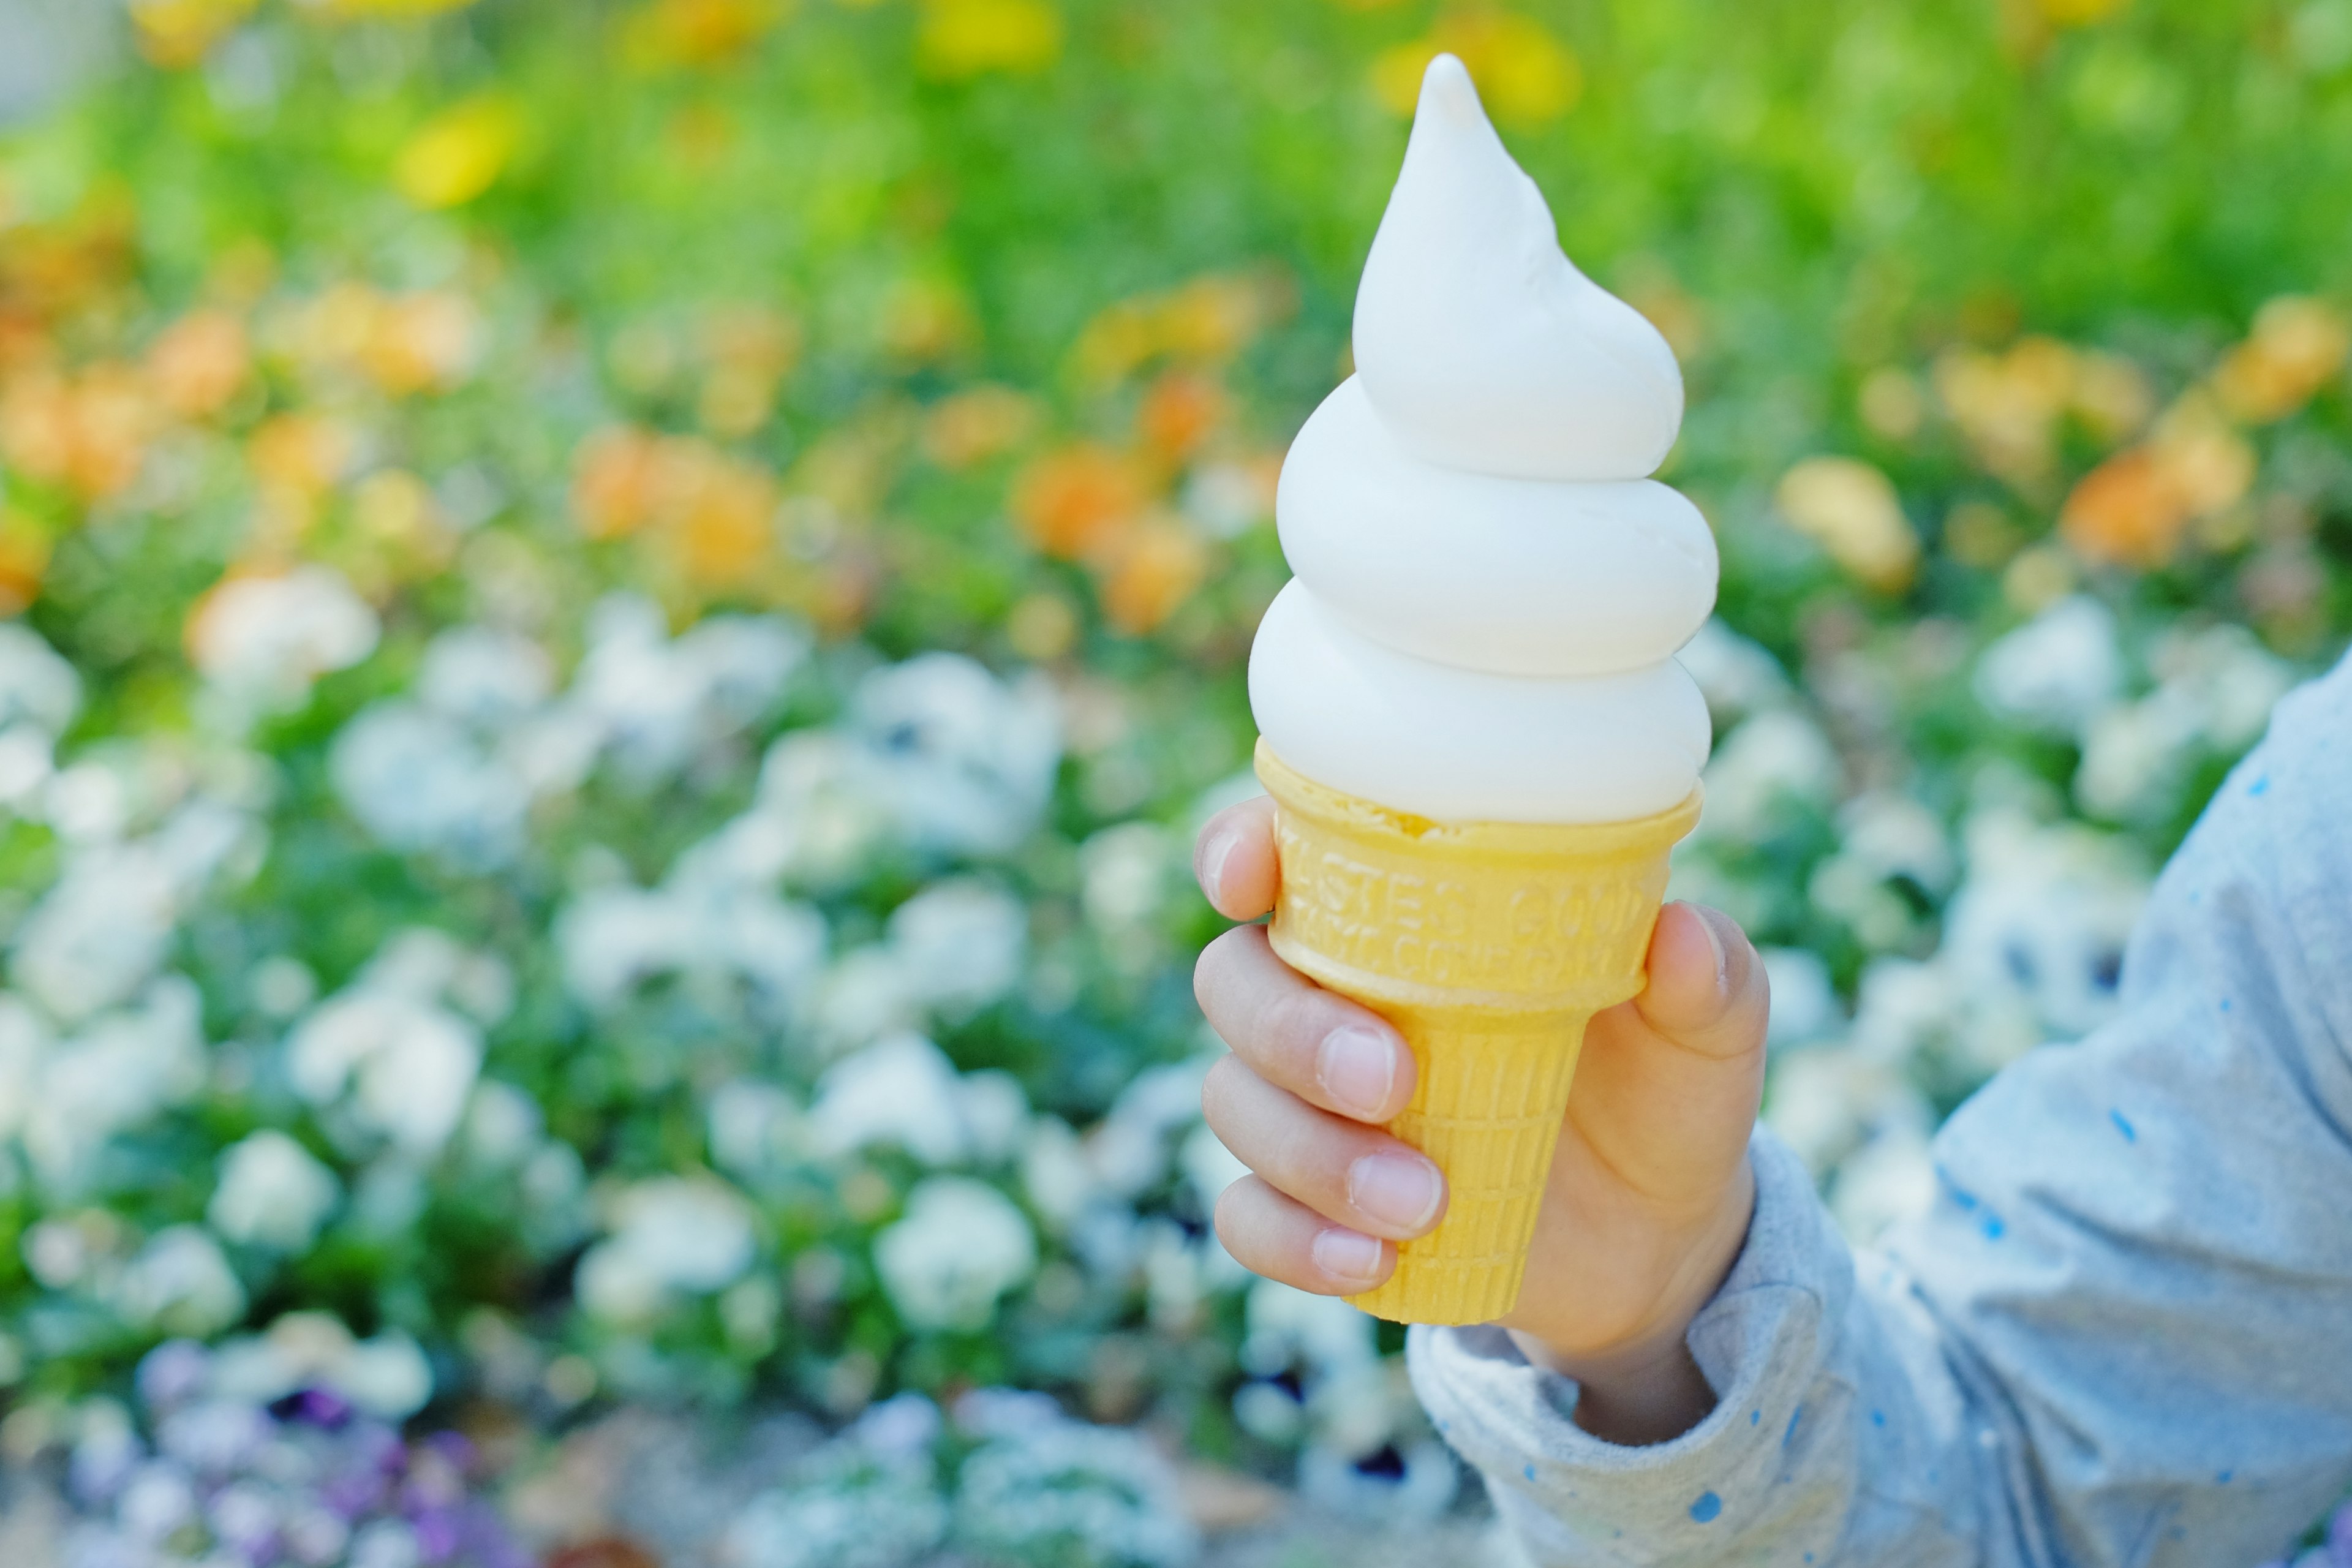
1406;1128;1852;1554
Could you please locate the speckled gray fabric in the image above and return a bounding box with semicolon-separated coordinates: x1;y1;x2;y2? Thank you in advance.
1409;651;2352;1567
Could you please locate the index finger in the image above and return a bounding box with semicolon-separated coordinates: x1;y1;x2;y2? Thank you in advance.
1194;795;1280;921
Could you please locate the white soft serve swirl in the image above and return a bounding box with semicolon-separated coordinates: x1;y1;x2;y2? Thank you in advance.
1248;53;1715;824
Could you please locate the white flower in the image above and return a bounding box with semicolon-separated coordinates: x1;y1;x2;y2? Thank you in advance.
189;565;380;712
1240;1278;1376;1380
567;595;807;783
576;1177;758;1324
1763;1043;1932;1175
1177;1121;1246;1219
752;731;897;886
2155;620;2292;748
417;625;553;726
1698;709;1841;843
0;620;81;734
330;702;530;869
113;1227;246;1338
1759;946;1841;1049
556;877;827;1016
808;1033;971;1166
707;1080;802;1178
1079;823;1172;931
1087;1057;1216;1199
13;802;251;1020
1019;1116;1096;1232
287;986;482;1155
1942;808;2150;1049
1676;617;1791;723
208;1131;341;1252
462;1080;544;1168
1828;1125;1937;1243
886;879;1028;1016
954;1417;1199;1568
874;1177;1036;1332
198;1313;435;1419
851;653;1061;856
2076;691;2202;822
23;978;208;1193
1974;595;2122;737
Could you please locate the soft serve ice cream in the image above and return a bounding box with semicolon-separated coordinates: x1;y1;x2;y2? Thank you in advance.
1249;54;1714;824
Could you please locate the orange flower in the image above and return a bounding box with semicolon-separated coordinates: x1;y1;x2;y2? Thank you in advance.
1071;272;1291;386
147;311;251;420
361;292;484;396
921;386;1039;470
1011;445;1149;560
2059;397;2252;570
1773;457;1920;592
2211;295;2348;424
249;413;358;499
0;508;53;614
672;461;778;585
0;364;158;503
2060;448;2191;569
1100;518;1208;636
621;0;791;66
567;424;779;581
571;426;668;540
1137;371;1226;466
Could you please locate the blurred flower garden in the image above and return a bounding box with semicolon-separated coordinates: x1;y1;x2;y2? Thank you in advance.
0;0;2350;1562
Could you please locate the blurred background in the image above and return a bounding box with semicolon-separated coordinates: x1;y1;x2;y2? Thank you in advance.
0;0;2346;1563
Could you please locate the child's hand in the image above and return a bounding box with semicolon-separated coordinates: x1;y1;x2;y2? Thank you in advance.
1192;796;1768;1445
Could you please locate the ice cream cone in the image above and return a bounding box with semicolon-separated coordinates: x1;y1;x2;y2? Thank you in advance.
1254;740;1702;1325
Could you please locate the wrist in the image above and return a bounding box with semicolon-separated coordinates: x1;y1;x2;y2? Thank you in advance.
1507;1155;1757;1445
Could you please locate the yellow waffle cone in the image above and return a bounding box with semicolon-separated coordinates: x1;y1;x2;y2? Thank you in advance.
1254;741;1702;1325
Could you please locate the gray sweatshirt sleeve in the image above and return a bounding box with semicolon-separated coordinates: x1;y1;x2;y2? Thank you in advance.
1408;653;2352;1568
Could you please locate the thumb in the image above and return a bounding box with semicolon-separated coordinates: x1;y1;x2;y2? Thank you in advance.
1632;902;1772;1061
1562;902;1770;1212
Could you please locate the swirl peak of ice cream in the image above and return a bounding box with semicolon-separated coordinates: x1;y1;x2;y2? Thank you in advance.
1250;54;1715;824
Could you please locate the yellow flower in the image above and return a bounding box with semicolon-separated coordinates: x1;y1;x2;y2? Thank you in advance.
394;97;524;210
146;311;251;421
2211;295;2349;424
0;508;55;616
1774;457;1920;592
620;0;793;68
295;0;479;17
1373;16;1583;127
2037;0;2130;24
128;0;258;69
921;385;1039;470
1100;518;1208;636
1011;445;1150;561
916;0;1063;80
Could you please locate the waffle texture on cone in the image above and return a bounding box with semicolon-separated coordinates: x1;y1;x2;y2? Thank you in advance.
1254;741;1700;1324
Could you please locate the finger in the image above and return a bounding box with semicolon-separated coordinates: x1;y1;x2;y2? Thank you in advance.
1194;796;1279;921
1194;926;1417;1123
1200;1055;1446;1240
1562;903;1770;1214
1214;1174;1395;1296
1630;902;1771;1061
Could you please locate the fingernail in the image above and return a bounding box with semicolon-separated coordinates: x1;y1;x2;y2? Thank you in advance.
1693;905;1730;993
1311;1227;1385;1284
1347;1153;1443;1234
1197;824;1240;910
1316;1025;1397;1119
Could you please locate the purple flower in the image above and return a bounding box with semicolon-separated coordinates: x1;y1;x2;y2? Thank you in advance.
411;1506;462;1563
136;1340;213;1411
283;1386;355;1429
